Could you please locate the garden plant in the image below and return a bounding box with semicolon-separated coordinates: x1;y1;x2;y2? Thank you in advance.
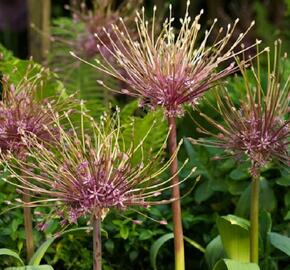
0;0;289;270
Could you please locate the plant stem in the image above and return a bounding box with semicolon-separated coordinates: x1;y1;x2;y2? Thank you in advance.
167;116;185;270
93;216;102;270
250;172;260;264
23;191;34;261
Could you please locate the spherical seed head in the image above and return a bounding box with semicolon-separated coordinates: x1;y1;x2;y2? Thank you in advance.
56;158;135;223
87;5;257;117
226;113;289;175
5;111;183;225
60;0;140;60
196;46;289;176
0;76;58;159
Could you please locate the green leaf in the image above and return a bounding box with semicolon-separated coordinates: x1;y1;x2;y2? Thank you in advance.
139;230;153;240
5;266;53;270
0;43;15;62
150;233;205;270
0;249;24;266
0;58;66;100
259;211;272;254
216;215;250;262
29;238;55;266
49;18;116;119
213;259;260;270
229;168;250;181
276;175;290;186
121;104;168;166
29;227;90;265
269;232;290;257
184;236;205;253
104;240;114;255
150;233;174;270
119;225;129;240
194;178;214;203
235;179;276;218
205;236;225;269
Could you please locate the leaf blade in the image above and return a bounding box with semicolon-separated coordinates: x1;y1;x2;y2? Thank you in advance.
0;248;24;266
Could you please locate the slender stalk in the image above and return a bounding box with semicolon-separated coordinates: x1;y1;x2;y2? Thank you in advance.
93;217;102;270
250;172;260;264
23;191;34;261
167;116;185;270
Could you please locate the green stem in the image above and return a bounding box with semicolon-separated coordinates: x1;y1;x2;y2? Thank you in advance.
93;217;102;270
167;117;185;270
250;172;260;264
23;192;34;261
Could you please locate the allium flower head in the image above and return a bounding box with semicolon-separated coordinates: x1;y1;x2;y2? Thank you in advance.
60;0;140;59
0;66;64;158
73;1;259;117
193;41;289;176
2;109;194;225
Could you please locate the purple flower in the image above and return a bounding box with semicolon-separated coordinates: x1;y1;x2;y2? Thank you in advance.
193;41;289;176
3;110;193;224
73;1;258;117
0;74;58;158
57;0;140;59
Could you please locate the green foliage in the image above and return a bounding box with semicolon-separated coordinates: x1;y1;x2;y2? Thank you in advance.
49;18;117;119
120;100;168;165
205;236;225;269
5;266;54;270
0;44;67;101
213;259;260;270
269;233;290;257
150;233;205;270
216;215;250;262
0;249;24;266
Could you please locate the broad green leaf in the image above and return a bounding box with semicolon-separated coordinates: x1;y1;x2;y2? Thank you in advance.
205;236;225;269
269;232;290;257
213;259;260;270
216;215;250;262
29;227;90;265
5;266;53;270
150;233;174;270
0;249;24;266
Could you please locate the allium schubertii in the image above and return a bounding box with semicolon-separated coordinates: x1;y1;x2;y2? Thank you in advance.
3;109;192;222
2;108;194;270
190;41;289;263
0;75;58;159
73;1;258;118
0;64;68;260
193;42;289;176
71;2;261;269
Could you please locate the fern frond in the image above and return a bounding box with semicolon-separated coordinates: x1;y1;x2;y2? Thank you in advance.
49;17;117;119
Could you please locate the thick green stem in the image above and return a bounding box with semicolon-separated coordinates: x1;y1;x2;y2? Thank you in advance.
250;172;260;264
167;117;185;270
23;192;34;261
93;217;102;270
